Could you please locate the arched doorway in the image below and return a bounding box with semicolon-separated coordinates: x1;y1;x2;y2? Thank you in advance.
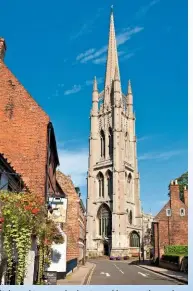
97;204;112;256
104;240;109;256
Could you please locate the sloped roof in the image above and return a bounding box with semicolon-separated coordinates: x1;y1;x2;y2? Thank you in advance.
56;170;79;200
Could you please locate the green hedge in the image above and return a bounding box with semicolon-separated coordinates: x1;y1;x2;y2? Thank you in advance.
164;245;188;256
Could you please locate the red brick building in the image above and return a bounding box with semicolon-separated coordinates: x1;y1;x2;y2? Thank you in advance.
56;171;86;274
0;37;59;198
152;180;188;261
77;190;86;264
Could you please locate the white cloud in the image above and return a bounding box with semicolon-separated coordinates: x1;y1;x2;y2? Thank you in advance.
136;0;160;19
122;52;135;60
137;134;164;142
138;150;185;161
116;27;144;46
63;77;103;96
71;23;90;40
76;26;143;65
71;8;104;40
64;85;82;95
80;45;107;63
58;148;88;187
138;136;150;142
93;56;107;64
76;48;96;61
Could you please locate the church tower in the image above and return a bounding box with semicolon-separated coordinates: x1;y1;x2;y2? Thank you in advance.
86;8;142;258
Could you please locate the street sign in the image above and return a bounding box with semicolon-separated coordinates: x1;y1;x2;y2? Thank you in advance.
48;197;67;223
44;271;57;285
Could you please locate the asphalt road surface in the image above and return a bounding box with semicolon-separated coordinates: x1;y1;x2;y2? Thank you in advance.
87;259;184;285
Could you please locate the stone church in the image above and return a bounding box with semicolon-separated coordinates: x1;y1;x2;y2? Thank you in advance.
86;8;142;258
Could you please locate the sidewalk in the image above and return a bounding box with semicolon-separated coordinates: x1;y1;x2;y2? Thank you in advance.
57;262;95;285
138;261;188;284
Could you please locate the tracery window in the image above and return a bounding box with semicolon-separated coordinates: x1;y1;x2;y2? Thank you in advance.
129;210;133;224
106;170;113;198
98;204;112;237
130;231;140;247
100;130;105;158
127;173;132;197
97;172;104;198
108;128;113;158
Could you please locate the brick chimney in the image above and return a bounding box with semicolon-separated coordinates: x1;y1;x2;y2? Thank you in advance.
0;38;6;61
184;186;188;207
170;179;180;205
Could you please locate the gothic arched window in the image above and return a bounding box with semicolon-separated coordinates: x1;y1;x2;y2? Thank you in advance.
106;170;113;198
129;210;132;224
98;204;112;237
97;172;104;198
100;130;105;158
108;128;113;158
130;231;140;247
127;173;132;197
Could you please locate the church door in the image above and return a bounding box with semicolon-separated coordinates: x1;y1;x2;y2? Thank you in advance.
104;241;109;256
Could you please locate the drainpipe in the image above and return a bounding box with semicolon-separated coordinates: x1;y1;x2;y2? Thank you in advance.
45;123;52;201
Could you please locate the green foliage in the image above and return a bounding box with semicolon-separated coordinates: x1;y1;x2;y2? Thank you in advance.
164;245;188;256
168;171;188;200
0;191;64;285
0;191;45;284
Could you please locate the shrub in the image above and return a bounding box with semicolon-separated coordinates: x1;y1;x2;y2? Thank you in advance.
124;256;129;260
116;256;121;260
110;256;115;260
164;245;188;256
161;255;180;264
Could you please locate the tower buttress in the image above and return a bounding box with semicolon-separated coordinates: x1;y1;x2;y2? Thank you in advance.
89;77;99;172
127;80;133;115
92;76;98;114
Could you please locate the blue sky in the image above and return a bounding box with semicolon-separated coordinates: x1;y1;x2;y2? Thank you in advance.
1;0;187;215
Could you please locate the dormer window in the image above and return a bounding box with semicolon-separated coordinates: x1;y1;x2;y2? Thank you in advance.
166;208;171;217
180;208;185;216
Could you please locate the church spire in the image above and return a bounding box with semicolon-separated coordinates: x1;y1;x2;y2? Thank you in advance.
104;7;121;104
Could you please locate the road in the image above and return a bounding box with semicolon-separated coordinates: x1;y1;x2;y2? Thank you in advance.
86;259;184;285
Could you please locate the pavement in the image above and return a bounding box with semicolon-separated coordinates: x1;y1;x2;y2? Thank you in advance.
57;259;188;285
138;262;188;284
57;262;94;285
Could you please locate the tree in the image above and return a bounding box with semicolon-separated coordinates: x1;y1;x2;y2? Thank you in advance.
168;171;188;201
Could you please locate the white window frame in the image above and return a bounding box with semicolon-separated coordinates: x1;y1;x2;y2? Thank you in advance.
166;208;172;217
180;208;185;216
